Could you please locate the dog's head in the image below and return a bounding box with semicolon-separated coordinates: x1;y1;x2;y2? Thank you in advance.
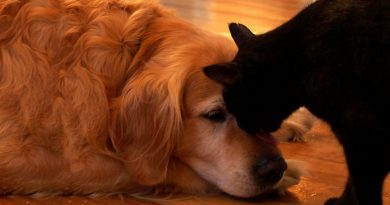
175;68;288;197
204;23;301;135
107;19;290;197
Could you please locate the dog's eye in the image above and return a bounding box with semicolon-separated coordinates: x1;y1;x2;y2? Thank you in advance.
203;109;226;122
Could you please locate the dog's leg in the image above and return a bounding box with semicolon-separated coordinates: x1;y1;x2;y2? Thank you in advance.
272;107;317;142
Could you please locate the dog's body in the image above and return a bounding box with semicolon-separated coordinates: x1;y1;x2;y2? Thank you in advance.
0;0;304;197
205;0;390;204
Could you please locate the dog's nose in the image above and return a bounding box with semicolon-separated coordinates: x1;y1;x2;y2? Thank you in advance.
253;156;287;184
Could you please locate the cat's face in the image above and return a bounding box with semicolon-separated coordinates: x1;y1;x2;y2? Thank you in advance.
204;23;293;134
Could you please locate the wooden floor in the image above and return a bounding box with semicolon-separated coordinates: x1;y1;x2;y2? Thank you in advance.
161;0;314;35
1;0;389;204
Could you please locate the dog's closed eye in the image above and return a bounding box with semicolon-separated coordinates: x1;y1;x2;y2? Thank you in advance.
202;109;226;122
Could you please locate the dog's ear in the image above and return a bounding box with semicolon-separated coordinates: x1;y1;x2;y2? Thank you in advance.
229;23;255;48
204;63;241;86
111;68;183;185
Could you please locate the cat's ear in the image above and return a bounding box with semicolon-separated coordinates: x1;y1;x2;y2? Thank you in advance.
204;63;241;86
229;23;255;48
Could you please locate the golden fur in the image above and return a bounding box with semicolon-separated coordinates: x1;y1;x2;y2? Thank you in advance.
0;0;304;197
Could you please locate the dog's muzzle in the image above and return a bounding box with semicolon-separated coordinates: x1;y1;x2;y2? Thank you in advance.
253;155;287;184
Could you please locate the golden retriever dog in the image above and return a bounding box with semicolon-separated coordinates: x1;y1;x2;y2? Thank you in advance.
0;0;305;198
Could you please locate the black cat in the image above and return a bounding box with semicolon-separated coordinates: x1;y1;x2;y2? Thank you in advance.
204;0;390;204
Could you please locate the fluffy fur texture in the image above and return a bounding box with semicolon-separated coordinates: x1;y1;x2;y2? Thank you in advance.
205;0;390;204
0;0;304;198
272;107;317;142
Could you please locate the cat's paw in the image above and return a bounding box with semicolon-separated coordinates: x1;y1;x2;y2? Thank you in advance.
324;197;357;205
324;197;339;205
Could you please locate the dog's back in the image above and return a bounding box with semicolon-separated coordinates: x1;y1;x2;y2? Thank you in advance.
0;0;179;195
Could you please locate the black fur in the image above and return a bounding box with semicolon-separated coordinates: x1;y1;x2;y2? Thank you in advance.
204;0;390;204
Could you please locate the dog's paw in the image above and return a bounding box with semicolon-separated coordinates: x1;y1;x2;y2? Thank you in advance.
272;123;307;142
272;107;317;143
273;159;309;195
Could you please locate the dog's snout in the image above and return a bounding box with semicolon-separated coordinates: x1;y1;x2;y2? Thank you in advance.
253;156;287;184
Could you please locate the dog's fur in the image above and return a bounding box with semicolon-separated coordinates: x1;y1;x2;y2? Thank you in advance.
205;0;390;204
272;107;318;142
0;0;305;198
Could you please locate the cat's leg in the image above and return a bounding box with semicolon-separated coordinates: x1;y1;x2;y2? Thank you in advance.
325;178;357;205
325;162;385;205
325;133;387;205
